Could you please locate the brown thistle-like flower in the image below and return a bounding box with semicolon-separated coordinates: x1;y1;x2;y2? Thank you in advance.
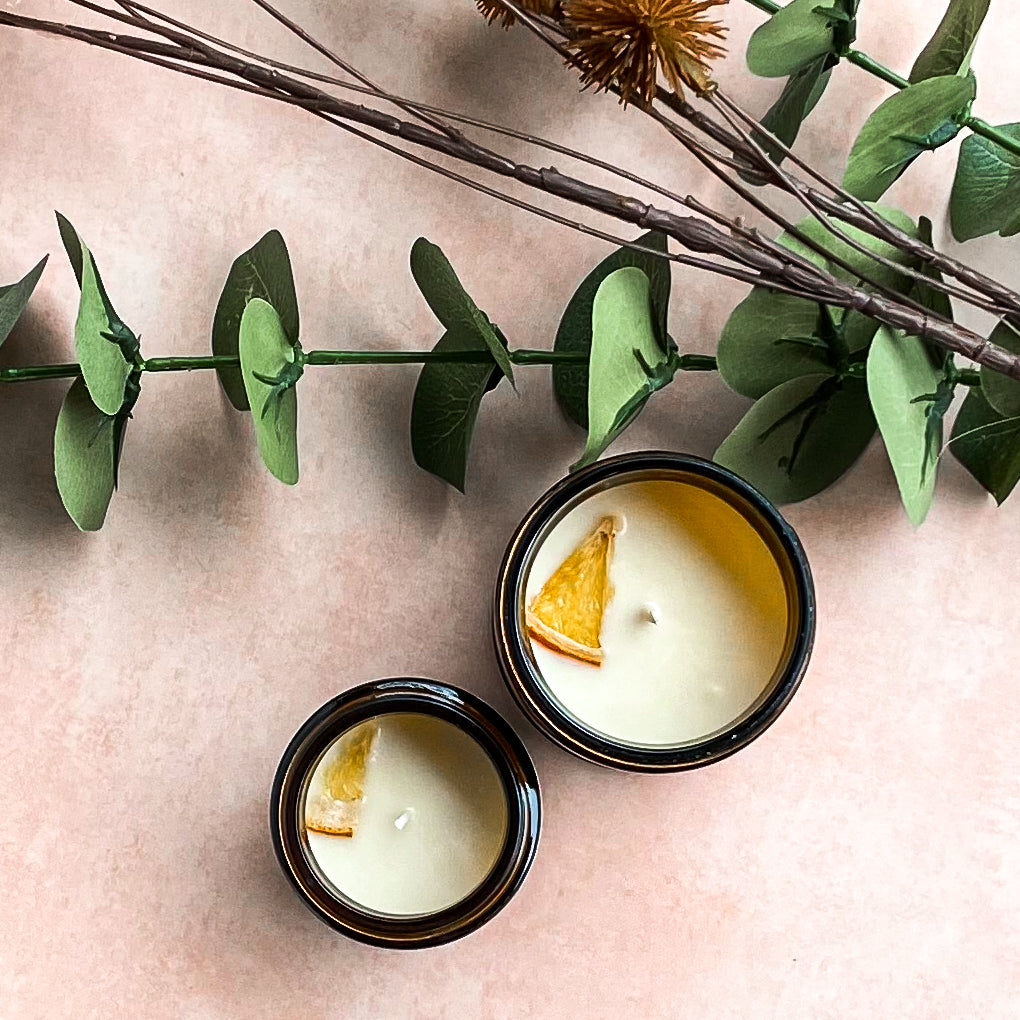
476;0;560;29
564;0;728;105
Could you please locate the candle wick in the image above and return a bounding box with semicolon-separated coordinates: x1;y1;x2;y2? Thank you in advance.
641;603;661;625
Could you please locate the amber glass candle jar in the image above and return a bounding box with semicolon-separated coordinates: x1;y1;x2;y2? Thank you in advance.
271;679;540;948
494;452;815;772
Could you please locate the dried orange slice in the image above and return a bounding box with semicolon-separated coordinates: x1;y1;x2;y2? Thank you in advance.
304;719;379;837
526;514;619;665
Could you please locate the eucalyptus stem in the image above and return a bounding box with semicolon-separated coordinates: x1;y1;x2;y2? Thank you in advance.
143;355;239;372
0;348;598;383
0;363;83;382
672;353;719;371
843;48;909;91
739;0;1020;159
737;0;781;12
303;349;589;366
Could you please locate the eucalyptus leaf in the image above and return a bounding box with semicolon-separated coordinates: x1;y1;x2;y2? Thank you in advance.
554;231;670;429
56;214;137;416
909;0;990;83
55;211;84;287
949;123;1020;241
867;327;947;525
574;267;671;469
980;320;1020;418
782;205;920;290
0;256;47;348
56;214;133;340
718;291;834;399
842;74;975;201
213;229;299;412
239;298;299;485
409;238;514;386
749;55;833;171
75;246;134;416
410;327;501;492
950;387;1020;504
54;377;124;531
717;205;918;399
714;373;875;503
746;0;837;78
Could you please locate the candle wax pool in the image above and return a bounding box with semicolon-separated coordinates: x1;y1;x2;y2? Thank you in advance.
304;713;508;916
525;479;789;745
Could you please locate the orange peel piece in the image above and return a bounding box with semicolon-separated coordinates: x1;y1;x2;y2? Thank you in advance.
526;514;619;665
304;719;379;837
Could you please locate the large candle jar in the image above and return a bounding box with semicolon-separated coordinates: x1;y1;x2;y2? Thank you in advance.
271;679;540;948
494;452;815;772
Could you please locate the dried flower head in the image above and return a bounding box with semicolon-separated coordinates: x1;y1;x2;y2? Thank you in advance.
564;0;728;105
476;0;559;30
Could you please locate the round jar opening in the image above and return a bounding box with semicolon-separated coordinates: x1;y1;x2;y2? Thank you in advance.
271;679;541;947
495;453;814;770
301;712;509;917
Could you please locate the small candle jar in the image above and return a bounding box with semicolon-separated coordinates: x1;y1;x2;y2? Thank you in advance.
494;452;815;772
271;679;540;948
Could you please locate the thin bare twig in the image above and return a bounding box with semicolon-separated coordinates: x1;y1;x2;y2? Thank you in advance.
710;88;1014;317
495;0;1004;319
4;3;1020;378
650;81;1020;317
704;89;951;320
110;0;817;275
312;110;823;297
242;0;462;139
497;0;1020;320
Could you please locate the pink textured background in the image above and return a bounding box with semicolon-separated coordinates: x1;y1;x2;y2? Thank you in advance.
1;1;1018;1016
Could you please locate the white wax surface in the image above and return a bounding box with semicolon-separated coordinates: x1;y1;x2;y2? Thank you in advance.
526;479;790;745
304;713;508;916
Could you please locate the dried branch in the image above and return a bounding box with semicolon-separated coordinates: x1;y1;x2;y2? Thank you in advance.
496;0;1020;320
3;3;1020;379
708;88;1014;317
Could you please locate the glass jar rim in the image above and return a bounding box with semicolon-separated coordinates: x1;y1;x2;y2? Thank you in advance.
493;451;816;772
270;678;541;948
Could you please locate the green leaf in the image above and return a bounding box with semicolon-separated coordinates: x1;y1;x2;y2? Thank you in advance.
409;238;514;387
554;232;670;428
0;256;47;348
980;319;1020;418
909;0;990;83
56;214;134;340
65;234;134;414
949;123;1020;241
867;327;947;525
213;229;300;412
842;74;976;201
717;205;918;399
74;248;134;416
782;205;920;290
55;212;84;287
410;328;501;492
54;377;126;531
746;0;838;78
950;387;1020;503
718;290;835;398
750;55;834;170
239;298;299;485
714;373;875;503
574;267;671;470
56;214;137;416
